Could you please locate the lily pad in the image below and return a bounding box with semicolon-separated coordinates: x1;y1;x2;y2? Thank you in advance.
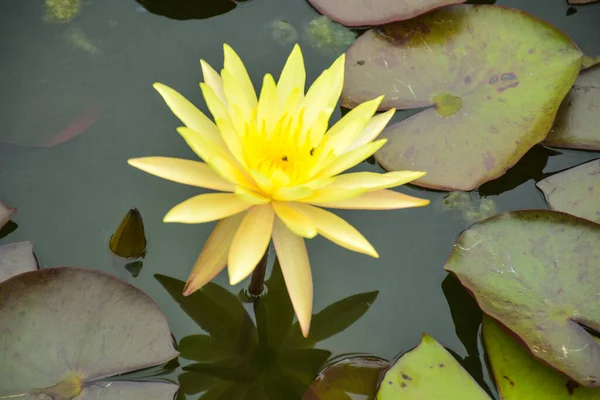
544;65;600;151
342;4;582;191
484;316;600;399
376;334;491;399
0;200;16;230
0;267;179;399
569;0;599;4
0;241;38;283
307;0;467;27
303;356;389;399
444;210;600;387
582;55;600;70
536;159;600;223
135;0;248;20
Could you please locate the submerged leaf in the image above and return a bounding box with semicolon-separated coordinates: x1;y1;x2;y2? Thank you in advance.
303;356;388;400
109;208;147;259
0;241;38;283
376;335;491;399
307;0;466;27
445;210;600;387
125;261;144;277
537;159;600;223
484;316;600;399
0;267;179;399
544;65;600;151
343;4;582;190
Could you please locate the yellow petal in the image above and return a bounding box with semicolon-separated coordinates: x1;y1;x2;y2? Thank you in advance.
299;70;332;139
228;204;274;285
273;185;313;201
272;217;313;338
128;157;234;192
221;68;254;126
327;171;426;191
323;96;383;155
251;169;275;195
200;59;227;107
164;193;251;223
223;44;257;109
307;108;336;148
294;203;378;257
326;53;345;110
298;187;364;203
313;139;388;179
277;44;305;110
346;109;395;153
234;186;271;204
314;189;430;210
257;74;280;134
153;83;224;146
183;213;245;296
272;201;317;239
177;127;254;188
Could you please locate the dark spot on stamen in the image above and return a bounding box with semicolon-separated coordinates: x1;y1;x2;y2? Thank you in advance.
281;156;288;161
310;148;315;156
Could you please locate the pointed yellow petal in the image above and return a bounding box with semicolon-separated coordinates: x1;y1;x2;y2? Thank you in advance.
200;59;227;107
128;157;234;192
183;213;245;296
277;44;306;109
272;217;313;338
307;108;336;148
300;70;332;139
273;185;313;201
223;44;257;109
298;187;364;203
153;83;224;145
313;189;430;210
327;171;426;191
326;53;345;110
313;139;388;179
323;96;383;155
281;88;303;123
234;186;271;204
164;193;251;223
221;69;254;125
294;203;378;257
228;204;274;285
257;74;280;134
272;201;317;239
250;169;275;195
346;109;395;152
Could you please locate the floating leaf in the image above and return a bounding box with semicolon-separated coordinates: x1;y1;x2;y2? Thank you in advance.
125;261;144;277
0;267;179;399
342;4;582;191
307;0;466;27
110;208;147;259
303;356;389;399
484;316;600;399
76;380;179;400
536;159;600;223
135;0;248;20
444;210;600;387
303;16;356;56
0;201;16;230
568;0;600;4
0;221;18;240
0;241;38;283
376;335;491;399
544;65;600;151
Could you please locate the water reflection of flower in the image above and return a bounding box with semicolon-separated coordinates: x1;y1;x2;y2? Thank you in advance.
129;44;429;337
156;260;378;399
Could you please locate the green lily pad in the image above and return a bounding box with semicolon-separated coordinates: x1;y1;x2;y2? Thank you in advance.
484;316;600;399
0;241;38;283
307;0;466;27
569;0;599;4
0;267;179;399
536;159;600;223
0;200;16;230
342;4;582;191
376;334;491;399
303;356;389;399
444;210;600;387
544;65;600;151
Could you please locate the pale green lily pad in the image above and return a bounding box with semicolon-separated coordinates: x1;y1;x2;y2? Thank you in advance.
0;200;16;230
342;4;582;191
544;65;600;151
438;191;497;222
484;316;600;399
0;241;38;283
537;159;600;223
0;267;179;399
376;334;491;399
445;210;600;387
303;356;389;399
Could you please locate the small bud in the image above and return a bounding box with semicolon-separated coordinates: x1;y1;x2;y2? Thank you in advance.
109;208;147;259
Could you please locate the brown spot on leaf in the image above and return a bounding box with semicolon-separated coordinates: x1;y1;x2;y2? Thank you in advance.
484;152;495;170
489;76;498;84
465;76;472;83
501;73;517;81
418;23;430;34
401;373;412;380
404;145;415;159
439;363;445;368
401;382;407;388
566;380;579;395
558;288;563;295
490;126;499;134
503;375;515;387
529;49;535;54
357;60;365;66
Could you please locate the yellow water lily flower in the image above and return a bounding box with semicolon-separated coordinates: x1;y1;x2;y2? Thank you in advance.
128;44;429;337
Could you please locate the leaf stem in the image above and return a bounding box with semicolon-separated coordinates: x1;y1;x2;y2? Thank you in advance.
248;248;268;298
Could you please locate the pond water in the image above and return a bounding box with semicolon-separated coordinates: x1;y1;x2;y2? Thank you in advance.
1;0;599;398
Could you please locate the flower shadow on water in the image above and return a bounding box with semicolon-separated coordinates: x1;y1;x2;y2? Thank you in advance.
156;260;379;399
